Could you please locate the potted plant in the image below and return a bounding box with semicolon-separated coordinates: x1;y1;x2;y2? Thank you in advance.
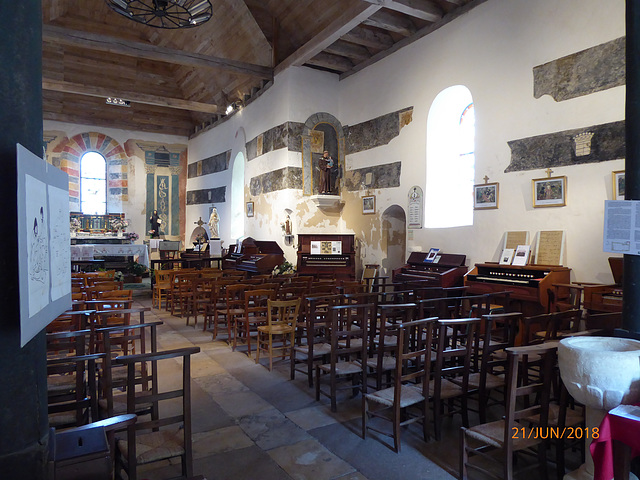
127;260;148;283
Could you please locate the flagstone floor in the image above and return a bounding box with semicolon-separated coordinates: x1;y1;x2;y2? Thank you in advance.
132;292;457;480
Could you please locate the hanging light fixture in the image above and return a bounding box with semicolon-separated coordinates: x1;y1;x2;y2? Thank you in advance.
105;0;213;29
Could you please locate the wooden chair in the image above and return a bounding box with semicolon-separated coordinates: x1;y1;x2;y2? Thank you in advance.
315;303;374;412
366;303;416;391
460;343;557;480
256;298;301;370
467;312;521;423
363;317;438;452
431;318;480;441
47;329;103;428
152;268;173;309
114;347;200;480
233;288;275;356
96;321;160;420
215;283;249;343
203;278;235;336
291;294;342;387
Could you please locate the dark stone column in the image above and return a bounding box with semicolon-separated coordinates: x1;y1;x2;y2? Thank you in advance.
0;2;49;478
624;1;640;334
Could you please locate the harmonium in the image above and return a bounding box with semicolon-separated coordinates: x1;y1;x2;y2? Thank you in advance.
582;257;623;313
465;262;571;316
392;252;468;287
296;234;356;280
223;237;284;274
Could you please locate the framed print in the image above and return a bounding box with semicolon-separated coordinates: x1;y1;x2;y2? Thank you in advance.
362;195;376;215
532;176;567;208
613;170;625;200
246;201;254;217
473;182;499;209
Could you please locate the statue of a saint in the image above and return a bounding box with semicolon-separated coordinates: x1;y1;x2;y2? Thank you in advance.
284;215;292;236
149;210;161;238
319;150;333;194
208;206;220;239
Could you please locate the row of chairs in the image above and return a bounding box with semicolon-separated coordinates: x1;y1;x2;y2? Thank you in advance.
46;303;201;479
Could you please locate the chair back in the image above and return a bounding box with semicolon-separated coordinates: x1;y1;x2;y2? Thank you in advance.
116;347;200;480
267;298;301;329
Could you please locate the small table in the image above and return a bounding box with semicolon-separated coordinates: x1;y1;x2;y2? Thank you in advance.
591;404;640;480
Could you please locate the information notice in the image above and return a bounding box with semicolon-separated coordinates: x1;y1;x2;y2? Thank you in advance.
603;200;640;254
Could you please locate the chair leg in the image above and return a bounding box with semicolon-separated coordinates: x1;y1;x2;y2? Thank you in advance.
460;427;469;480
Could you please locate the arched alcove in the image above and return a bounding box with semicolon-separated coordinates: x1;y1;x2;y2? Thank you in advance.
381;205;407;276
301;112;345;196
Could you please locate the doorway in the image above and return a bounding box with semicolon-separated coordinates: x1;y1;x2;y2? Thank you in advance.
381;205;406;276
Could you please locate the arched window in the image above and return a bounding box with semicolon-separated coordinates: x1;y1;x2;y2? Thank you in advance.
425;86;475;228
230;152;245;240
80;151;107;215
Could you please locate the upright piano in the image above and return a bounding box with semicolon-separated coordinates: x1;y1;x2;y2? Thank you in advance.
296;234;356;280
465;263;571;315
223;237;284;274
392;252;468;287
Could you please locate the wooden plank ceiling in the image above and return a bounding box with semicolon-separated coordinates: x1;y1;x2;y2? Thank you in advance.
42;0;483;137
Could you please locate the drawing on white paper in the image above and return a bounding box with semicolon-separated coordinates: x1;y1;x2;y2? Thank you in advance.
48;185;71;301
26;174;50;317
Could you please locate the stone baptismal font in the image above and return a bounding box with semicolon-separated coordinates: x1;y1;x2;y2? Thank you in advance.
558;336;640;480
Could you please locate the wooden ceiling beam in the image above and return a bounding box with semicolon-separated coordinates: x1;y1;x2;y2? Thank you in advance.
43;111;191;136
362;0;443;22
42;78;222;114
341;26;394;50
363;10;418;37
306;52;355;73
324;40;372;62
342;0;488;79
43;24;273;80
274;3;382;74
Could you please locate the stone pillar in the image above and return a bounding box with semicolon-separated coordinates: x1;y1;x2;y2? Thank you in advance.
624;1;640;335
0;1;49;478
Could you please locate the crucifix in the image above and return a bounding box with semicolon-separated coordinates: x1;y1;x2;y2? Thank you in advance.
545;168;553;178
194;217;205;227
483;175;490;184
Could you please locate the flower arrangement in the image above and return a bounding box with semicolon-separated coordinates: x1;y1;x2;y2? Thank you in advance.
126;232;139;242
128;260;148;277
272;261;295;276
70;217;81;232
110;217;129;231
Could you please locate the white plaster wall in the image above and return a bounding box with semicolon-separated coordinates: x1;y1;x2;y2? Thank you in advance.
186;0;624;281
335;0;625;283
44;119;187;244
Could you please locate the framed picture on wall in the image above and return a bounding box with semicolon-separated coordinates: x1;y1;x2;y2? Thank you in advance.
362;195;375;215
246;201;254;217
532;176;567;208
613;170;625;200
473;182;499;209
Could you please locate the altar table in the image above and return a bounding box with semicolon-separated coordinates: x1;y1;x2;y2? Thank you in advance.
70;244;150;268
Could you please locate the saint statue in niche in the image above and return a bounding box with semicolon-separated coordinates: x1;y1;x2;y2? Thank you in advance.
208;206;220;239
319;150;334;194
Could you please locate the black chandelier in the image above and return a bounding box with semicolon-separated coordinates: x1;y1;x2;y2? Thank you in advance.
105;0;213;29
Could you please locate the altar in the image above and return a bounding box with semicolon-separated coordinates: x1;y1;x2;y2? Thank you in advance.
71;234;130;245
70;244;150;267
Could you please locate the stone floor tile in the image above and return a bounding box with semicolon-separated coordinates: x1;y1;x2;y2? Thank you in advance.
238;407;312;450
286;397;363;431
213;389;274;418
194;373;250;397
193;446;293;480
268;439;356;480
192;426;255;458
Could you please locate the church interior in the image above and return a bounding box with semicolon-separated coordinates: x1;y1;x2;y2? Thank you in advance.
2;0;640;478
